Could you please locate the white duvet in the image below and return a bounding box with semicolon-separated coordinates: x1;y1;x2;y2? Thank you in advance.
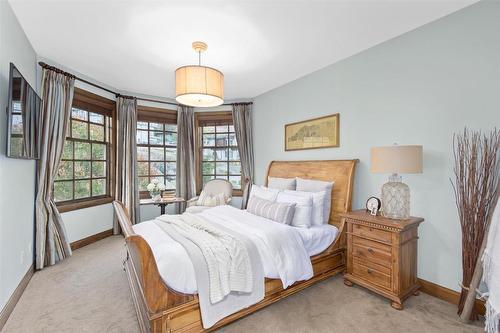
133;205;338;294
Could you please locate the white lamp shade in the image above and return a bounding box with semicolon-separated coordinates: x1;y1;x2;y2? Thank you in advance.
175;65;224;107
370;145;423;174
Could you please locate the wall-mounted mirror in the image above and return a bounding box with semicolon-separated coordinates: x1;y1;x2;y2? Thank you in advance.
6;63;41;159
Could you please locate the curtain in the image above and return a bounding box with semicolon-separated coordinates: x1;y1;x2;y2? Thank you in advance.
114;96;140;233
176;106;196;213
483;196;500;333
232;103;254;209
21;83;40;158
35;69;75;269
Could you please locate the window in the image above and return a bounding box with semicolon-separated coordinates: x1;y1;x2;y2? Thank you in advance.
195;112;242;195
136;106;177;197
54;88;114;211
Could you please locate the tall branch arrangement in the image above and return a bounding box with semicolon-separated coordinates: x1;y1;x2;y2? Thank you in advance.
451;128;500;320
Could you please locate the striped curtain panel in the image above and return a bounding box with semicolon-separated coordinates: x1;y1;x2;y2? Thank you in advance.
232;103;254;209
35;68;75;269
22;84;40;158
176;106;196;213
114;96;140;233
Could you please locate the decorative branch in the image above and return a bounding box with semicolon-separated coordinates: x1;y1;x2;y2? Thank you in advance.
451;128;500;321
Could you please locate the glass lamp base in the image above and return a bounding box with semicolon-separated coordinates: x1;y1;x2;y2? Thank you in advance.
381;179;410;219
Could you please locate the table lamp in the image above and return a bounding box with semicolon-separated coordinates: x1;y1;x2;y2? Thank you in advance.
370;145;423;219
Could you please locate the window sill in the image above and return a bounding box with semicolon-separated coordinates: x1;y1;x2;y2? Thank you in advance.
56;196;114;213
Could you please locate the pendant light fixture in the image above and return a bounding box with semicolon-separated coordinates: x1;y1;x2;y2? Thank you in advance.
175;41;224;107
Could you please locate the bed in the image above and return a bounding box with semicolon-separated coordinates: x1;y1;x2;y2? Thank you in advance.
133;209;339;295
115;159;357;332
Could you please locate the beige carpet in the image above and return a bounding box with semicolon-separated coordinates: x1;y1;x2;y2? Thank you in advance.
2;236;483;333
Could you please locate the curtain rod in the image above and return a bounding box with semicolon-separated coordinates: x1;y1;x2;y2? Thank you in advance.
37;62;252;107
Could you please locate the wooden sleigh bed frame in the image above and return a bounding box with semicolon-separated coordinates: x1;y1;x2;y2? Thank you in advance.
114;160;357;332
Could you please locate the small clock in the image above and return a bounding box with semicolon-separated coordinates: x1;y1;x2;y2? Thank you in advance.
366;196;381;216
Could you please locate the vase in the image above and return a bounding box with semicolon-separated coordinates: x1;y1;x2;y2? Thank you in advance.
381;173;410;219
150;193;161;202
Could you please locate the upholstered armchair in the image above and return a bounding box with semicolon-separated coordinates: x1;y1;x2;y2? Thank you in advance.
185;179;233;213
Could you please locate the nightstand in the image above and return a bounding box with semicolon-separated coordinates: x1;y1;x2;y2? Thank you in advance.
340;210;424;310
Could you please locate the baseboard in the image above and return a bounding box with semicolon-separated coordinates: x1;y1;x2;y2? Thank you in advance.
0;229;113;330
70;229;113;251
0;264;34;331
418;278;485;316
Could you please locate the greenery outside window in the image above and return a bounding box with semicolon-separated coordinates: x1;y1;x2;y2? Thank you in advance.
54;88;115;212
136;106;177;198
54;108;111;201
195;112;242;196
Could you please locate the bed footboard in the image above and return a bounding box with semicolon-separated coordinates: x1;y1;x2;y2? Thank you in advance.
113;202;196;332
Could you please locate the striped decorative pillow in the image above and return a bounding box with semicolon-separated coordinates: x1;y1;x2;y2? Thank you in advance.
247;195;296;225
196;191;227;207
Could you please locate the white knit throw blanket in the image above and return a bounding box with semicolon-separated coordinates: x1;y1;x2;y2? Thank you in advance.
155;213;253;304
483;197;500;333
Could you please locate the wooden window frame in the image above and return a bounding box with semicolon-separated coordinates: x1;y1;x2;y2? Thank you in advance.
137;106;178;199
56;88;115;213
194;111;243;197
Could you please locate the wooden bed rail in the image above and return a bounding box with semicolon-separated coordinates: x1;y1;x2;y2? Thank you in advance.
113;201;194;316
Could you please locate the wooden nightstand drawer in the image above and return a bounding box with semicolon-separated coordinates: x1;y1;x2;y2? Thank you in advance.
353;257;391;276
352;223;392;243
352;259;391;290
352;237;392;267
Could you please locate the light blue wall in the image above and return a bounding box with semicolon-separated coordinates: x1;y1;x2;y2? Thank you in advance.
252;0;500;291
0;1;38;310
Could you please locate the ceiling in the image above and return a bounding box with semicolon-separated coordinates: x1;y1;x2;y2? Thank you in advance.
10;0;477;100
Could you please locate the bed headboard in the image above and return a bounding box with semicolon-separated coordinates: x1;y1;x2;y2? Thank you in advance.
265;160;358;229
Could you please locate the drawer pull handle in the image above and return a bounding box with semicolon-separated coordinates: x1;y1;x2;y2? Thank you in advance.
367;248;374;253
367;269;373;274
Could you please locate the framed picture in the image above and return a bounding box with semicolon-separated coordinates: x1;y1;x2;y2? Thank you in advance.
285;113;339;151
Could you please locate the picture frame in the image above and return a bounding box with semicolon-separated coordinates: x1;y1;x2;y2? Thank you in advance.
284;113;339;151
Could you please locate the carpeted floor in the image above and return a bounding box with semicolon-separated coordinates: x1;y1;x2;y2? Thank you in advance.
2;236;483;333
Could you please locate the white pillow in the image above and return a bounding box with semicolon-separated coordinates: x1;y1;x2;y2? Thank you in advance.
276;192;312;228
249;185;280;202
284;190;326;227
197;191;227;207
296;178;334;224
267;177;296;190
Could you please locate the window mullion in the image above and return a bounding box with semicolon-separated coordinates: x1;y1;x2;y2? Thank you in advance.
72;135;76;201
90;139;93;197
226;129;230;181
147;124;151;184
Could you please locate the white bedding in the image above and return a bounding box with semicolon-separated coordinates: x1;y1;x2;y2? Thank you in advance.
154;212;265;329
133;205;338;294
154;213;255;304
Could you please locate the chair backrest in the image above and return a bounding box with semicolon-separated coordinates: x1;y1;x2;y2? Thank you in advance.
202;179;233;199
